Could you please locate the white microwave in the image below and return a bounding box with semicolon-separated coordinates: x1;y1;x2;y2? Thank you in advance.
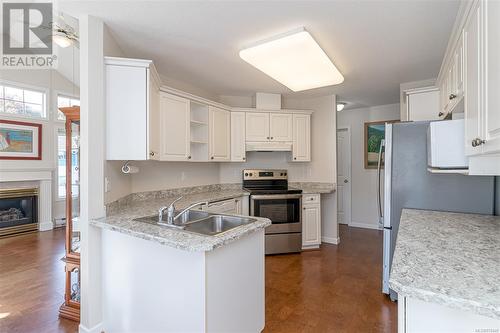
427;119;468;169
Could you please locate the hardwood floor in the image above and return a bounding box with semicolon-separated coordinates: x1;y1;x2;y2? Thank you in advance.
0;228;79;333
264;224;397;333
0;224;396;333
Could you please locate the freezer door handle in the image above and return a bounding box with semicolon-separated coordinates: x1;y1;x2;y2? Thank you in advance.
376;139;385;226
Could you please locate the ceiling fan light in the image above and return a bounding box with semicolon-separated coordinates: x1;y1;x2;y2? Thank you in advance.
53;34;72;48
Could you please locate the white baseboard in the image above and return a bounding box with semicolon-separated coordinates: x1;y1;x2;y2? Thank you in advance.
79;323;103;333
349;221;382;230
321;236;340;245
39;221;54;231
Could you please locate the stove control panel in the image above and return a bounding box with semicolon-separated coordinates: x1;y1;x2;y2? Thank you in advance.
243;169;288;180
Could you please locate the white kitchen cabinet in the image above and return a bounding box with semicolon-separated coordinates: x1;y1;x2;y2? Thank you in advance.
302;194;321;249
159;92;191;161
292;114;311;162
269;113;293;142
230;112;246;162
209;106;230;161
245;113;270;142
406;88;440;121
105;57;160;160
482;0;500;155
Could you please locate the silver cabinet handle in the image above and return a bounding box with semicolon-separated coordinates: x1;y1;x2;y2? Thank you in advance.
211;156;214;160
438;112;444;117
188;155;191;159
267;136;270;140
449;94;457;100
271;137;274;140
344;179;348;183
472;138;486;147
149;151;155;157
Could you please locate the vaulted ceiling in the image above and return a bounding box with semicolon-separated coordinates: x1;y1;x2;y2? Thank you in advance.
60;0;459;109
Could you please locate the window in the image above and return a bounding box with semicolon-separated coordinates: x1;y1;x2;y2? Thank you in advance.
0;84;46;118
57;128;79;199
57;95;80;121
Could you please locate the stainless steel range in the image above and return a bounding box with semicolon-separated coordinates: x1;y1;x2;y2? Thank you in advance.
243;169;302;255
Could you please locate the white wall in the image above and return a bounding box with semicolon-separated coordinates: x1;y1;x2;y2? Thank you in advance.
336;103;400;229
129;161;221;193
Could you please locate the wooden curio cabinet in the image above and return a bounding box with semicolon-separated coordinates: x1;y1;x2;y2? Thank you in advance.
58;106;81;322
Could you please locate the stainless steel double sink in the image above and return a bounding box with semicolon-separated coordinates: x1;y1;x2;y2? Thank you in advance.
134;210;256;236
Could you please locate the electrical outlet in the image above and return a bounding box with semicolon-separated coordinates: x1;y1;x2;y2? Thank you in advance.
105;177;111;192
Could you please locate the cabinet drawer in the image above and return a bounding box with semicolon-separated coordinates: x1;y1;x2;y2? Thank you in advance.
303;194;320;204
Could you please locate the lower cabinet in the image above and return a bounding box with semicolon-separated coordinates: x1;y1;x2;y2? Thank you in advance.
302;194;321;249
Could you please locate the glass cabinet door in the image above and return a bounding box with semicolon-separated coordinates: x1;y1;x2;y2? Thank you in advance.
70;120;80;255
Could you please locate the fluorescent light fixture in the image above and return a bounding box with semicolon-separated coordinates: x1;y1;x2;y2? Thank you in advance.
337;102;346;112
239;28;344;92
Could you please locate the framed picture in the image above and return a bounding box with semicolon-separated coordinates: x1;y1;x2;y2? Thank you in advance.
364;120;398;169
0;119;42;160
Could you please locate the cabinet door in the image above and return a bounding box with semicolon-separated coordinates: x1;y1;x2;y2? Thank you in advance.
464;1;483;156
269;113;293;141
245;113;270;141
483;0;500;154
407;90;440;121
148;69;160;160
209;106;230;161
292;114;311;161
159;93;191;161
230;112;246;162
106;65;148;160
302;204;321;248
456;33;465;99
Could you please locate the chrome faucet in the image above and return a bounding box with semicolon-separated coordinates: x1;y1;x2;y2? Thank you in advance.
158;196;208;225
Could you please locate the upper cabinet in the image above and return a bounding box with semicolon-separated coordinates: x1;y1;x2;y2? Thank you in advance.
209;106;230;161
159;92;191;161
437;0;500;174
105;57;314;164
269;113;293;142
245;113;270;141
105;57;160;160
405;88;440;121
293;114;311;162
230;112;246;162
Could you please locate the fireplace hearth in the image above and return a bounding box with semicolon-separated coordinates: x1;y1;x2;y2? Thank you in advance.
0;188;38;237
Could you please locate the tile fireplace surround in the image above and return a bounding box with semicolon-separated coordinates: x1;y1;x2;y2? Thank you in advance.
0;169;52;233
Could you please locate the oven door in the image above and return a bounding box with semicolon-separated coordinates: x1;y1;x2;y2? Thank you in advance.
250;194;302;234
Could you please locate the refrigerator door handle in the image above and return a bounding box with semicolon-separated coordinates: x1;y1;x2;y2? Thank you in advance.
376;139;385;226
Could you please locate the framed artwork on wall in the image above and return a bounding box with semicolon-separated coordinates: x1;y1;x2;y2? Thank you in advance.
0;119;42;160
364;120;398;169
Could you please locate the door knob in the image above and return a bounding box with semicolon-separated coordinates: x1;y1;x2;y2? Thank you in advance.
449;94;457;100
344;179;348;183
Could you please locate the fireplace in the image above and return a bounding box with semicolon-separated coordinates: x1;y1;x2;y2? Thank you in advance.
0;188;38;237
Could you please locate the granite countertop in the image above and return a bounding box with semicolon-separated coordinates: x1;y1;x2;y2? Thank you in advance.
290;182;336;194
389;209;500;320
91;185;270;252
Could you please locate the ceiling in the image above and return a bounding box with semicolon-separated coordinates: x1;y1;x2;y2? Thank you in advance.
60;0;460;109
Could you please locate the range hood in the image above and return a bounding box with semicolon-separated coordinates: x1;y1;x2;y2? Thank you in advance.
246;141;292;152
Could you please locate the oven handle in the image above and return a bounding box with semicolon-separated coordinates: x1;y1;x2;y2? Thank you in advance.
250;194;302;200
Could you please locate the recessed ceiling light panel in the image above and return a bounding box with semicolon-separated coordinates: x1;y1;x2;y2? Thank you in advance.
239;28;344;92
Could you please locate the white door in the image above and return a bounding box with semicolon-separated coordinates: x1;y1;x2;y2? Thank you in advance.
464;1;483;156
302;204;321;247
209;106;230;161
270;113;293;141
292;114;311;162
336;128;351;225
160;92;190;161
230;112;246;162
245;113;269;141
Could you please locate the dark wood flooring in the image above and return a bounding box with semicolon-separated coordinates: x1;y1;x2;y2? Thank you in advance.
264;225;397;332
0;225;396;333
0;228;79;333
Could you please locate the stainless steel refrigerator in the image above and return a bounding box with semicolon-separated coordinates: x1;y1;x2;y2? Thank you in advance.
379;121;495;301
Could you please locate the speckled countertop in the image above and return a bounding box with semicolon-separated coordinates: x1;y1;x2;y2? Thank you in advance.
389;209;500;320
289;182;336;194
90;185;270;252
